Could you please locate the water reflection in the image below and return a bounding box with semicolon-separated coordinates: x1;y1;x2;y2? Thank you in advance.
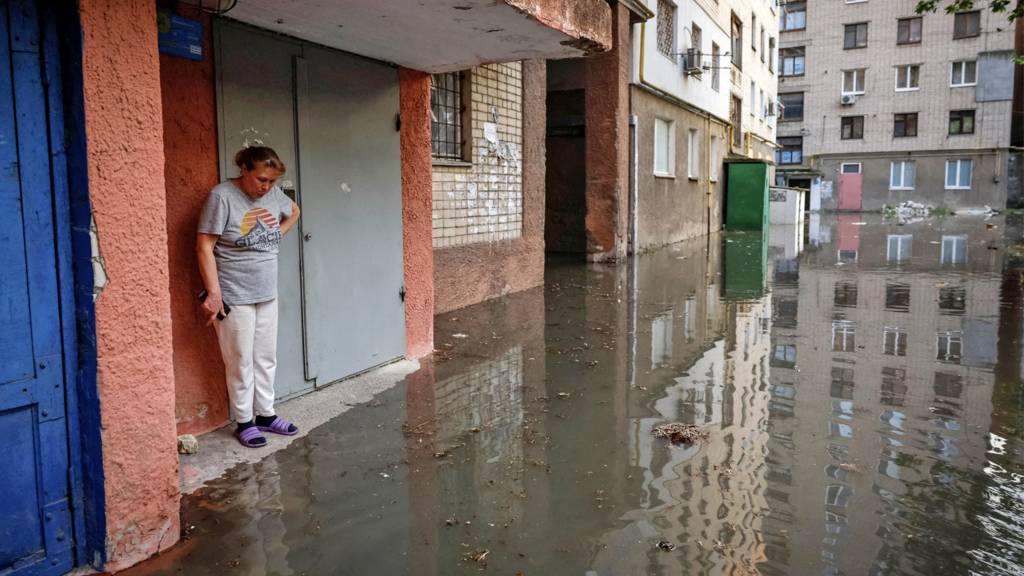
125;215;1024;576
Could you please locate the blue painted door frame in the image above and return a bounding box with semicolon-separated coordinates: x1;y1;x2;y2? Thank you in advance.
0;0;103;573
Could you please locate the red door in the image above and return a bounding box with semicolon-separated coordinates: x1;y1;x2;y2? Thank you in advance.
837;173;863;211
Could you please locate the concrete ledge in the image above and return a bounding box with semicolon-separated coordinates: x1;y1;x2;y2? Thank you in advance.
178;359;419;494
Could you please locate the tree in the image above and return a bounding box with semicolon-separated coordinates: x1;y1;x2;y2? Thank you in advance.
915;0;1024;22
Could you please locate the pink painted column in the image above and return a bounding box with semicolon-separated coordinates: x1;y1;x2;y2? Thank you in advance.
79;0;180;569
399;68;435;358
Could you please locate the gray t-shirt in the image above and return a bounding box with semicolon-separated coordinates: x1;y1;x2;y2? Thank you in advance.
198;181;293;305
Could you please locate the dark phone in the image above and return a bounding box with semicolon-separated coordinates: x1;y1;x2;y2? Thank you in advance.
198;289;232;321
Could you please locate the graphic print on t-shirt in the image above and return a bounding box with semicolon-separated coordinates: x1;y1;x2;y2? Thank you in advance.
236;207;282;251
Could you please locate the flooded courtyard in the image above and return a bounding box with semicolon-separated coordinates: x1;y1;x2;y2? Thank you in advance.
126;214;1024;576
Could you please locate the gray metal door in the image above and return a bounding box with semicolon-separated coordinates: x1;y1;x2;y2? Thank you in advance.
215;21;406;394
215;22;311;399
296;46;405;385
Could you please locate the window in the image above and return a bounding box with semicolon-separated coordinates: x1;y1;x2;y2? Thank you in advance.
771;344;797;368
897;17;923;44
732;14;744;68
691;24;702;58
710;136;720;181
654;118;675;176
934;372;964;398
780;2;806;31
949;110;976;135
752;14;757;49
890;160;916;189
832;322;856;353
760;89;766;119
936;331;963;363
777;136;803;164
750;81;756;116
895;65;920;91
951;60;977;86
711;43;721;91
887;235;912;263
431;71;467;161
945;159;972;189
881;367;908;406
657;0;676;57
939;286;966;314
893;113;918;138
841;116;864;140
780;93;804;121
769;37;776;73
840;163;862;174
842;69;865;95
834;281;858;308
687;129;699;179
882;326;907;356
953;11;981;39
781;47;805;76
886;282;911;311
760;26;766;61
941;235;968;265
844;23;868;49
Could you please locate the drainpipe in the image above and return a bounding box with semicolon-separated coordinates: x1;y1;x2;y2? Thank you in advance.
706;113;712;237
630;113;639;254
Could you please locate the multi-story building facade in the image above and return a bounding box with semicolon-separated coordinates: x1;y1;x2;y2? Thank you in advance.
544;0;779;259
632;0;779;248
776;0;1021;211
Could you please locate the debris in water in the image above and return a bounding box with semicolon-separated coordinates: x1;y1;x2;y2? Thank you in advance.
452;333;468;339
653;422;709;445
465;549;490;565
657;540;676;551
556;392;571;399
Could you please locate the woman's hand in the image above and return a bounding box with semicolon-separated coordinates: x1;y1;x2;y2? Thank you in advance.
201;291;224;326
196;233;224;327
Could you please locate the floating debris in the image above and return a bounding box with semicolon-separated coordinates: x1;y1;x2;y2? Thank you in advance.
465;549;490;565
657;540;676;551
653;423;709;445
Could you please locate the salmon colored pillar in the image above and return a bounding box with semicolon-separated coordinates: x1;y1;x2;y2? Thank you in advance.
79;0;180;569
400;68;435;358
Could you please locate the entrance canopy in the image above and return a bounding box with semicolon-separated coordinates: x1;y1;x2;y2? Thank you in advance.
224;0;612;73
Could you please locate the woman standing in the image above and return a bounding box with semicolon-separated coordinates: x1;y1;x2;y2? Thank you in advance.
197;146;301;448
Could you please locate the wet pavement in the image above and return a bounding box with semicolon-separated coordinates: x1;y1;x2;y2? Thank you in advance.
125;214;1024;575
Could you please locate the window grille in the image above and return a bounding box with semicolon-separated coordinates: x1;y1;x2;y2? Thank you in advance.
431;71;465;160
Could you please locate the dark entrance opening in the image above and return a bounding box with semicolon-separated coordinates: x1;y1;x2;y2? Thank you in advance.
545;60;587;256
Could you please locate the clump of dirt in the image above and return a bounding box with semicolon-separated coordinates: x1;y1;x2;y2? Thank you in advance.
653;423;709;445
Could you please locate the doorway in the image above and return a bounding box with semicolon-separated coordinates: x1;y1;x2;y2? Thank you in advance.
215;21;406;397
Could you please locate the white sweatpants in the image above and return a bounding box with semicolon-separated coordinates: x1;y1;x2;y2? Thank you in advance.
214;298;278;423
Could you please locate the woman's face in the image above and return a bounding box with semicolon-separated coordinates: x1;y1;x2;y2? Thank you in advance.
238;163;283;198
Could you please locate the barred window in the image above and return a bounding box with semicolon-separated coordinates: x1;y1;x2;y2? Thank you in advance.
431;71;467;161
657;0;676;57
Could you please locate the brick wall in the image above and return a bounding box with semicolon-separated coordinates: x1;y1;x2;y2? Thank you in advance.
432;62;523;247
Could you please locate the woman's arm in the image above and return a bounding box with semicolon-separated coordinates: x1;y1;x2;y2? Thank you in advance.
280;200;301;236
196;233;223;326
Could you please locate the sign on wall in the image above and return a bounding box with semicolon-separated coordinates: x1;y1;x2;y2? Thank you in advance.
157;12;203;61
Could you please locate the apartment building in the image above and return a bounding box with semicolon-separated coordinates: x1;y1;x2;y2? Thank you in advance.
543;0;779;258
636;0;779;240
776;0;1022;211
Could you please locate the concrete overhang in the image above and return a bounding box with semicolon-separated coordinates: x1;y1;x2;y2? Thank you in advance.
222;0;612;73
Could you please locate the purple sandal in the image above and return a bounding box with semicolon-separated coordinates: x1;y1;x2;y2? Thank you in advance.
257;416;299;436
236;426;267;448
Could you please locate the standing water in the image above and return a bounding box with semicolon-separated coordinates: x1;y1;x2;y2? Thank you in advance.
125;214;1024;576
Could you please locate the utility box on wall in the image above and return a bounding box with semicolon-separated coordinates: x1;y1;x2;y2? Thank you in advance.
724;160;770;230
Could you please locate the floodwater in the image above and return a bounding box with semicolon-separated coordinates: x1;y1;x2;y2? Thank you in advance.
126;214;1024;576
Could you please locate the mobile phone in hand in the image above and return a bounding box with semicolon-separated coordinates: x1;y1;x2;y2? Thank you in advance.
198;289;232;321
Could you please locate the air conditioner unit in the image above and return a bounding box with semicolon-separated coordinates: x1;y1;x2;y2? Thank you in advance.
684;49;703;75
840;94;857;105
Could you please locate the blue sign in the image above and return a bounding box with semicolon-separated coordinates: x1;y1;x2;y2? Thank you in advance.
157;12;203;61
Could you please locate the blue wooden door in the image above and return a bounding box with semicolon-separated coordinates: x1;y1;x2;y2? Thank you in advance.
0;1;76;574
